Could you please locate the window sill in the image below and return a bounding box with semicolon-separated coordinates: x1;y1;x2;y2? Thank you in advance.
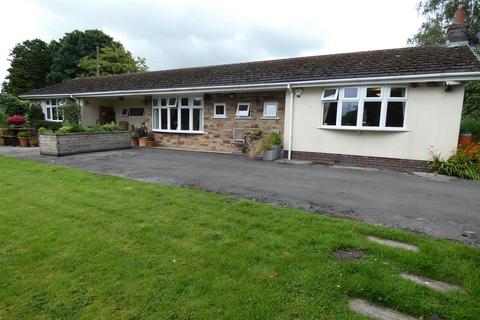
261;117;280;120
212;116;227;119
46;119;63;122
235;116;253;120
319;126;409;132
152;130;205;134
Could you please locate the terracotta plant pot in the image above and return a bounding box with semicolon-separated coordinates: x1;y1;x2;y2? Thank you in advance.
459;133;473;146
138;137;148;147
28;137;39;147
131;137;139;147
18;137;30;147
145;140;156;148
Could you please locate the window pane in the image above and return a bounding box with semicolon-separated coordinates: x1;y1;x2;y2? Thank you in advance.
129;108;144;116
386;102;405;127
264;103;277;117
390;87;406;98
366;87;382;98
193;109;201;131
344;87;358;98
161;98;167;106
323;102;337;125
161;109;168;129
193;98;202;106
362;102;381;127
341;102;358;126
181;108;190;130
46;107;51;119
168;98;177;106
323;89;337;100
153;99;158;107
51;99;57;106
169;108;178;130
121;108;129;116
58;108;64;121
52;107;58;120
215;105;225;116
46;100;51;105
181;98;189;106
153;109;159;129
237;104;250;116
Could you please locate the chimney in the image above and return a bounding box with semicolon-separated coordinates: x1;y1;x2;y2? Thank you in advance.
447;5;469;46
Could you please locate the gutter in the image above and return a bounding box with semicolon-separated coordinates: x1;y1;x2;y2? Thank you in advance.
19;71;480;99
287;84;294;161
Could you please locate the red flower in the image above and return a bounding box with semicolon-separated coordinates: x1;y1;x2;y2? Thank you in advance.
7;115;26;125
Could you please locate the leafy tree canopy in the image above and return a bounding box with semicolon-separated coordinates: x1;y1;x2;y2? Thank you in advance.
78;44;148;77
408;0;480;46
47;29;119;84
409;0;480;120
1;39;52;96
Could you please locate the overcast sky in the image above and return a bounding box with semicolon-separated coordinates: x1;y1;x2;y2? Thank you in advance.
0;0;424;85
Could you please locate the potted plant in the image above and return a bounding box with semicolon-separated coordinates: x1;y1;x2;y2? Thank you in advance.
130;131;139;147
136;126;149;147
459;128;473;145
262;132;282;161
144;132;156;147
17;131;31;147
28;134;39;147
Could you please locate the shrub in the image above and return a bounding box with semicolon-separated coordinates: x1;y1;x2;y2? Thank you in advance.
38;127;53;134
27;103;46;127
0;111;6;127
57;124;89;134
7;115;26;126
100;123;119;132
31;120;63;131
63;99;81;124
0;93;30;116
461;116;480;140
430;144;480;180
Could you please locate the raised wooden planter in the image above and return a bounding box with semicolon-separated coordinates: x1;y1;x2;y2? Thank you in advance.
39;131;131;156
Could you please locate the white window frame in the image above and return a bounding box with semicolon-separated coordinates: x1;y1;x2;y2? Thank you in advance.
128;108;145;117
152;96;204;133
263;102;278;118
320;86;408;131
322;88;339;101
121;108;129;117
44;99;64;122
213;103;227;118
236;103;251;117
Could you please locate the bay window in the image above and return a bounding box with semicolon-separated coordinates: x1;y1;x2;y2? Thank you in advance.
152;97;203;133
321;86;407;130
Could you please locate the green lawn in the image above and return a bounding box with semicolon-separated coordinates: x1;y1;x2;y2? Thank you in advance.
0;157;479;319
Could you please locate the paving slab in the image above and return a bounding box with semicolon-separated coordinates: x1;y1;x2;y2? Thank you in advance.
399;273;464;293
367;236;419;252
349;298;417;320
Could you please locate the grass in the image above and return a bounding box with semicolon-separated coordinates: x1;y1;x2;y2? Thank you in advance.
0;157;479;319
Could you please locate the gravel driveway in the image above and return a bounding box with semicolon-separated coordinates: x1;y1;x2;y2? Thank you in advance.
2;146;480;246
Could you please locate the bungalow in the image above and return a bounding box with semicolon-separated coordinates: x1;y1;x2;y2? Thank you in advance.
20;8;480;171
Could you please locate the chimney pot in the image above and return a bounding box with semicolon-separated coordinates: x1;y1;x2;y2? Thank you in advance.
454;5;465;24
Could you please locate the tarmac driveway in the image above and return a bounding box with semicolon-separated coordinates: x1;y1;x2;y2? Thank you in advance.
2;147;480;246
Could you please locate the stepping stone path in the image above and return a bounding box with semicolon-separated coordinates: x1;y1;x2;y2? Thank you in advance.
348;298;417;320
367;236;419;252
349;236;465;319
399;273;465;293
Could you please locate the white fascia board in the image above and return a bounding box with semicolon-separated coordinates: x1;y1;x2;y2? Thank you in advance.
19;71;480;99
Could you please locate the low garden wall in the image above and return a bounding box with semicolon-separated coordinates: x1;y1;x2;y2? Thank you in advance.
39;131;131;156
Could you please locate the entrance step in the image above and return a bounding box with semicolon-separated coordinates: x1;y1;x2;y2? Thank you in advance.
399;273;465;293
367;236;419;252
349;298;417;320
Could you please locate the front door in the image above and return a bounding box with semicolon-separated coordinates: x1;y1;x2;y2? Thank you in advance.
99;106;116;125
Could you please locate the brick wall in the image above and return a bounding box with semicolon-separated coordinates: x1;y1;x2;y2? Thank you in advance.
289;150;429;172
153;91;285;153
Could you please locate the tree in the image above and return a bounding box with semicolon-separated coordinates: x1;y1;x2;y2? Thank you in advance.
408;0;480;46
409;0;480;120
78;44;148;77
47;30;120;84
2;39;52;96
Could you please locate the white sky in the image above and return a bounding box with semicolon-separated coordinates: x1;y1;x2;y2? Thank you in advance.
0;0;424;85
